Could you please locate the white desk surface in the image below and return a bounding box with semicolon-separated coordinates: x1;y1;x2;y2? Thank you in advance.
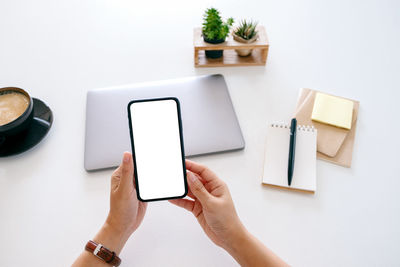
1;0;399;266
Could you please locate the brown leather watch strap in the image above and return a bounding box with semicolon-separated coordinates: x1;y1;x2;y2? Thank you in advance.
85;240;121;266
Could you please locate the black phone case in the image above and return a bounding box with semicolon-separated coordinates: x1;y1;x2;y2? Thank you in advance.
127;97;188;202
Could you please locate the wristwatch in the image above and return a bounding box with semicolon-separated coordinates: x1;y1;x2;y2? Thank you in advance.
85;240;121;266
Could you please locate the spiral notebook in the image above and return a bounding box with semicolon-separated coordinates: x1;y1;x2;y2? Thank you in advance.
262;123;317;193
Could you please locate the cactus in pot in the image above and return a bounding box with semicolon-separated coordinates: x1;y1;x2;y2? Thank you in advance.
202;8;234;58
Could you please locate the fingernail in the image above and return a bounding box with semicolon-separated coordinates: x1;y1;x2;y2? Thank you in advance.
123;153;130;163
188;172;197;182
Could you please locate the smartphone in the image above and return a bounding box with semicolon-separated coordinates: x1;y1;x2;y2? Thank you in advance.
127;97;187;202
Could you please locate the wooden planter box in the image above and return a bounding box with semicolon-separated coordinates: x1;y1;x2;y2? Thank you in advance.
193;26;269;67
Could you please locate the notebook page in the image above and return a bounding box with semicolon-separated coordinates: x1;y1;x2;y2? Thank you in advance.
262;123;317;192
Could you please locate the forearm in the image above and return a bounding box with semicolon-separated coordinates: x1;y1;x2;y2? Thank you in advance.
72;223;130;267
226;227;288;267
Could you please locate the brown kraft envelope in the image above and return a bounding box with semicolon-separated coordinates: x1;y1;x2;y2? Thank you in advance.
294;88;359;168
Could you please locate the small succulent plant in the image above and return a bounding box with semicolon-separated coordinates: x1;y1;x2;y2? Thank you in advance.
202;7;234;41
234;20;258;40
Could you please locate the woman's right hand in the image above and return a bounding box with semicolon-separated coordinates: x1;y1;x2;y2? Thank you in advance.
169;160;288;267
169;160;245;250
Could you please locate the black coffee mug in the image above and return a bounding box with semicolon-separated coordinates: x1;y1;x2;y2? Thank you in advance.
0;87;34;146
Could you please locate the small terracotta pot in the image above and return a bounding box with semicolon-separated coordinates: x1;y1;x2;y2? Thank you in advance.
233;33;258;57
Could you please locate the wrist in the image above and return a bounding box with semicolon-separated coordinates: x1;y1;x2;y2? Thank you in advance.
223;222;249;252
93;222;131;255
224;227;288;267
105;215;135;240
223;224;253;261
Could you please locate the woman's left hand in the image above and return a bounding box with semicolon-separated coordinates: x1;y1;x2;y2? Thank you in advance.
105;152;147;241
72;152;147;266
93;152;147;255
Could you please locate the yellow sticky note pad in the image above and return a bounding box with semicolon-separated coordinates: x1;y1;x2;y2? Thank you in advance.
311;93;353;130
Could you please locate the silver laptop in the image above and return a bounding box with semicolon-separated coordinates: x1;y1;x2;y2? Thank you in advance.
84;74;245;171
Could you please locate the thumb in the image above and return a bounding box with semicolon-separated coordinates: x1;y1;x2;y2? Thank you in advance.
119;152;134;191
187;171;211;204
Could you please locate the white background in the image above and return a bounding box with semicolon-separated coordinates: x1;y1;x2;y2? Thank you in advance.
130;100;186;200
0;0;399;266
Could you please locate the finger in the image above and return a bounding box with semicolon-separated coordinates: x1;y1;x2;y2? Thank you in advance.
187;187;196;199
110;165;122;191
169;199;195;212
111;173;120;191
189;173;212;195
185;160;218;182
188;170;206;184
131;158;138;190
187;171;212;204
119;152;134;190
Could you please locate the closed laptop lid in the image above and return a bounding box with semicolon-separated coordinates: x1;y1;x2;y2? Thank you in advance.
84;74;245;171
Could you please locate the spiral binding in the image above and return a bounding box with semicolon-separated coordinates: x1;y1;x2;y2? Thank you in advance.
270;122;316;132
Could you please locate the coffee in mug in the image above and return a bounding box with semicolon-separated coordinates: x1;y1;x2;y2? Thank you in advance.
0;91;30;126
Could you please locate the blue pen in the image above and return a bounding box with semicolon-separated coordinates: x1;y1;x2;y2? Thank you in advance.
288;118;297;186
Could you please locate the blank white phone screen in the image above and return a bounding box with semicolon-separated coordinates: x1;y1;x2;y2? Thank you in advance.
129;99;186;201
